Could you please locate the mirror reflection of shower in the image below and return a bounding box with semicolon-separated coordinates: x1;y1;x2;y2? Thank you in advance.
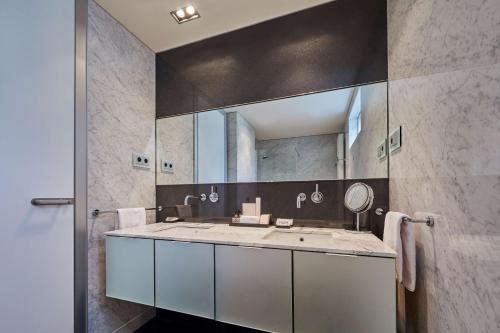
260;146;300;160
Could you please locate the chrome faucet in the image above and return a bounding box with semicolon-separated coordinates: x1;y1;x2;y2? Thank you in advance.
296;193;306;208
184;194;206;206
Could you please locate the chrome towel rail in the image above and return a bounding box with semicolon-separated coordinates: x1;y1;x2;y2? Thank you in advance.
375;208;435;227
92;206;163;218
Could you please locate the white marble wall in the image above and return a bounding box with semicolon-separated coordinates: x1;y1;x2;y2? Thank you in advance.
227;112;257;182
256;134;337;182
388;1;500;332
87;1;156;332
156;115;194;185
346;82;388;179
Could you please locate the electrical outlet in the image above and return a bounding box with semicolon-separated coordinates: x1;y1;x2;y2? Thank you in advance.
161;159;174;173
377;139;387;160
389;126;402;153
132;153;151;169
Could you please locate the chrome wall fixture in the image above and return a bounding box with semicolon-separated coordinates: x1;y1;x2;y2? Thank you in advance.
375;208;435;227
92;206;163;218
296;193;306;208
209;186;219;203
311;184;324;204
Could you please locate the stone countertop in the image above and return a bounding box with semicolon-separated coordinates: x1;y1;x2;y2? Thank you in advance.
105;222;396;258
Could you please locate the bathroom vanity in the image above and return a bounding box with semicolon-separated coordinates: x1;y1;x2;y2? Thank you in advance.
105;222;396;333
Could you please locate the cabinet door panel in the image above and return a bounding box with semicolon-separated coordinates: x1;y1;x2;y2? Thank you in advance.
215;245;292;333
106;236;154;305
294;252;396;333
155;240;215;319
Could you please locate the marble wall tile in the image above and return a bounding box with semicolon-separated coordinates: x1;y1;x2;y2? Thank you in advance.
87;1;156;332
227;112;257;182
156;114;194;185
389;1;500;330
237;114;257;182
346;82;388;179
388;0;500;80
256;134;337;182
389;63;500;332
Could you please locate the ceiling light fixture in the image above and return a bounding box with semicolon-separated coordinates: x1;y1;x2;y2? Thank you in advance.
171;4;200;24
176;9;185;18
185;5;196;15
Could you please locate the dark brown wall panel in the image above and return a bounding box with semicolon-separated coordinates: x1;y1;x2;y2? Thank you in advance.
156;0;388;118
156;179;389;239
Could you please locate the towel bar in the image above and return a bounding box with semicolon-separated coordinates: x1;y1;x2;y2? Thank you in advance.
92;206;163;218
375;208;435;227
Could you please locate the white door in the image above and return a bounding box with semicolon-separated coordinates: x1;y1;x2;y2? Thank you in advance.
0;1;76;332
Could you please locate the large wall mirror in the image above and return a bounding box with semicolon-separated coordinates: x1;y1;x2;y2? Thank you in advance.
156;81;388;185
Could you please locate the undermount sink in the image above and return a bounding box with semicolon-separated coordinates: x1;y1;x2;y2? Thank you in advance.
262;230;332;243
158;225;214;233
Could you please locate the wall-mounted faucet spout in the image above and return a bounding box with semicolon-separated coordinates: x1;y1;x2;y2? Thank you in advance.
184;194;206;205
296;193;306;209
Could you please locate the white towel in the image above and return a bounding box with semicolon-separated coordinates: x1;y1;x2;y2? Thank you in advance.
117;208;146;229
383;211;416;292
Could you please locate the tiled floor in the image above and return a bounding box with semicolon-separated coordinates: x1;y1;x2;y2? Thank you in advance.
135;310;265;333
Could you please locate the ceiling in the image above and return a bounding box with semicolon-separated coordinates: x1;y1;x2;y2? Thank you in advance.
95;0;334;52
227;88;354;141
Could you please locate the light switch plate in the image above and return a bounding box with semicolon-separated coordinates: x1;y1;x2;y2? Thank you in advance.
376;139;387;160
160;159;174;173
132;153;151;169
389;126;402;153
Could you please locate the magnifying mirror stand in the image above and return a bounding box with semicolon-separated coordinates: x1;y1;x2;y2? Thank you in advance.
345;212;372;234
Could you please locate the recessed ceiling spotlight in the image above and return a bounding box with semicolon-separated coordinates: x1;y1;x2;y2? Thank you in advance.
171;4;200;24
176;9;185;19
185;5;196;15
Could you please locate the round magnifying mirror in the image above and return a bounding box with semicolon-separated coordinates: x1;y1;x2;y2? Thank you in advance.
344;182;374;232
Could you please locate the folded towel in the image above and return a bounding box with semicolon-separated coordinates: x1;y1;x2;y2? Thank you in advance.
117;208;146;229
383;211;416;291
176;205;193;218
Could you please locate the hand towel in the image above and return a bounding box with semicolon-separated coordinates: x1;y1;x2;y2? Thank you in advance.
117;208;146;229
383;211;416;291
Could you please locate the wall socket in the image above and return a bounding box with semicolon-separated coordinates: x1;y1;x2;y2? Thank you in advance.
132;153;151;169
389;126;402;153
161;159;174;173
376;138;387;160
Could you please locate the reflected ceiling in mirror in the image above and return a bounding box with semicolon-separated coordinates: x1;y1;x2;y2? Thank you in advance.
156;81;388;185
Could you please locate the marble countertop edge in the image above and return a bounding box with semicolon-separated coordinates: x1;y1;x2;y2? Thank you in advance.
105;222;396;258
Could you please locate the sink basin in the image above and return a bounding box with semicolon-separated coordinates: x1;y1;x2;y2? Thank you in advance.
143;224;172;232
155;224;214;234
262;230;332;243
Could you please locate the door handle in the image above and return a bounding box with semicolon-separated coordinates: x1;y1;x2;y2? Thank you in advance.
31;198;74;206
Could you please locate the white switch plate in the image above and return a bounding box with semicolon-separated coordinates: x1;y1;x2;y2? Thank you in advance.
160;159;174;173
132;153;151;169
389;126;402;153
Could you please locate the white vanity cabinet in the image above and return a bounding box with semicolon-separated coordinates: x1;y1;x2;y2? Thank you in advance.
105;236;154;305
215;245;293;333
293;251;396;333
155;240;215;319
